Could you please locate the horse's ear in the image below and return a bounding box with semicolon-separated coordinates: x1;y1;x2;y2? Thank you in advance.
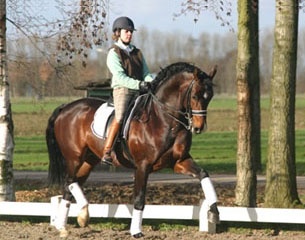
208;65;217;80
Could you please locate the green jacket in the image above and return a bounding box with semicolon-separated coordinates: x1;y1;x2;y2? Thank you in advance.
106;40;153;89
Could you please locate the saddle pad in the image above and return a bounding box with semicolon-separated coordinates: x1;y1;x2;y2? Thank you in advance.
91;103;114;139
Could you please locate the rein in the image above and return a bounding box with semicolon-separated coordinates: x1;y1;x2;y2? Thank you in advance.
150;79;207;131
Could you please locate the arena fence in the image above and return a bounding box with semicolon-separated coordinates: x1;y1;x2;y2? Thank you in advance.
0;195;305;233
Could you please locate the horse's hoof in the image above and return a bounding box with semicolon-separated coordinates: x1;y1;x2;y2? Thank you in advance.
59;228;69;238
132;232;144;238
77;205;90;227
208;210;220;224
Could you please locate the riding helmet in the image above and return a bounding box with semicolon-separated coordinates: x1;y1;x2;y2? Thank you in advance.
112;16;136;32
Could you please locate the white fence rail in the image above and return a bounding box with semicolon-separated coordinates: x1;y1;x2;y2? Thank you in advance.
1;195;305;233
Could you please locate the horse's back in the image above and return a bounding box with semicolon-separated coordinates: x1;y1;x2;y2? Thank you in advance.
53;98;104;146
54;98;103;122
59;97;104;114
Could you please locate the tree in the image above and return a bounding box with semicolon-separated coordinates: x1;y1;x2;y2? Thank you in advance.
264;0;300;207
234;0;260;207
0;0;15;201
0;0;108;200
176;0;260;207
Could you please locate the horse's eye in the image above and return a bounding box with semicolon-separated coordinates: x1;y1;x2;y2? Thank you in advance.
203;92;209;99
192;95;199;101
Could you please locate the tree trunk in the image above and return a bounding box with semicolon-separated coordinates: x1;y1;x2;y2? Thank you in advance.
235;0;260;207
264;0;300;207
0;0;15;201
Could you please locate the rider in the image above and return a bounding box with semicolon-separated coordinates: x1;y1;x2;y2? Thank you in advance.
101;16;154;165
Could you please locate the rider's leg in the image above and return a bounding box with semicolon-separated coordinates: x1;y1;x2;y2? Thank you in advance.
101;88;136;165
101;118;121;165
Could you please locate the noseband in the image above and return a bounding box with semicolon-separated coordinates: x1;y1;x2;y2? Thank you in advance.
151;79;207;131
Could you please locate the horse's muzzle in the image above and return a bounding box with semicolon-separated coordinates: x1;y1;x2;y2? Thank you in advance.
191;118;207;134
192;127;202;134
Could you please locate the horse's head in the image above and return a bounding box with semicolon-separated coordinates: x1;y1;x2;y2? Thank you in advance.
187;65;217;134
152;62;217;134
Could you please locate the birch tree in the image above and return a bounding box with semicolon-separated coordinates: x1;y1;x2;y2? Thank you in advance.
0;0;108;200
0;0;14;201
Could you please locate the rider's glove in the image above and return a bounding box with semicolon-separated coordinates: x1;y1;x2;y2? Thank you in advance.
138;81;151;94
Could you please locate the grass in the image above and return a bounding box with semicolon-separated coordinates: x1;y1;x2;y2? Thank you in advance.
11;97;73;114
14;136;48;171
11;96;305;174
13;129;305;175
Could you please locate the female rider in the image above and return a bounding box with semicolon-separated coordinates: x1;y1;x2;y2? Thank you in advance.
102;16;154;165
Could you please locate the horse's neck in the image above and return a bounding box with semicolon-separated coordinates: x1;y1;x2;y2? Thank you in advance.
155;79;183;110
151;79;189;130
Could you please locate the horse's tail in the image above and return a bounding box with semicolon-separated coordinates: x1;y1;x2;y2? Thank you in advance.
46;104;66;186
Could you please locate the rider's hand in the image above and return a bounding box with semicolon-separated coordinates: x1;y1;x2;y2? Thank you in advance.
139;81;151;94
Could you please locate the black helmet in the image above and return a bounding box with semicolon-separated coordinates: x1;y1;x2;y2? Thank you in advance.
112;16;136;32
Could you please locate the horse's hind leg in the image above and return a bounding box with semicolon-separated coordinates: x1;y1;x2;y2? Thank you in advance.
55;196;70;238
55;161;92;235
54;180;73;238
70;161;95;227
68;182;89;227
174;159;220;224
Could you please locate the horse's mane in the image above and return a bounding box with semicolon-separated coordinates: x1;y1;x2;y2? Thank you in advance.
151;62;203;92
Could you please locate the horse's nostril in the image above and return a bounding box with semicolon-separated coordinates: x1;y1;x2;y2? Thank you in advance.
192;127;202;134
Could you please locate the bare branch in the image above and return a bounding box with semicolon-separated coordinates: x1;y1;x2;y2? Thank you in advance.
7;0;109;67
174;0;234;32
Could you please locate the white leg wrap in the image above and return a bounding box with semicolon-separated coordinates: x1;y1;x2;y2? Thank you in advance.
55;199;70;230
130;208;143;236
201;177;217;206
68;182;88;209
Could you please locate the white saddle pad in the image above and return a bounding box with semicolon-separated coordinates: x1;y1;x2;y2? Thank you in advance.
91;103;114;139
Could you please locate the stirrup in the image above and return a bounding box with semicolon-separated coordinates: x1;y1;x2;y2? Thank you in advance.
101;152;113;166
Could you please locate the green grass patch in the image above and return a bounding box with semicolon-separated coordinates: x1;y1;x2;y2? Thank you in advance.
209;95;305;110
14;136;49;171
11;97;76;114
11;96;305;173
13;129;305;175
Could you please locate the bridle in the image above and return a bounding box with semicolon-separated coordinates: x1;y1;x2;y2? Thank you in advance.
150;79;208;131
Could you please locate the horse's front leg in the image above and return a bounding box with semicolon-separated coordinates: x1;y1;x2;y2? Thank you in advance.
130;164;150;238
174;158;220;224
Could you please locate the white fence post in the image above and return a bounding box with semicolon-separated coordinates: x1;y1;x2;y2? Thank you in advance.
199;200;216;233
50;195;62;226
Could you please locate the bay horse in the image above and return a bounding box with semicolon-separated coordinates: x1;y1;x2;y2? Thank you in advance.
46;62;219;238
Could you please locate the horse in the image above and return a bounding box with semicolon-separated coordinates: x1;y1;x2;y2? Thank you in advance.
46;62;219;238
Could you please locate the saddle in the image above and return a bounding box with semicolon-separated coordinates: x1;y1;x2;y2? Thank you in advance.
91;93;151;140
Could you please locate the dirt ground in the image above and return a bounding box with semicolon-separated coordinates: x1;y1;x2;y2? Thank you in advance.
1;179;305;239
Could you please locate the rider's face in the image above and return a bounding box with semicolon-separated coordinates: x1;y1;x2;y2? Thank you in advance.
120;29;133;44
